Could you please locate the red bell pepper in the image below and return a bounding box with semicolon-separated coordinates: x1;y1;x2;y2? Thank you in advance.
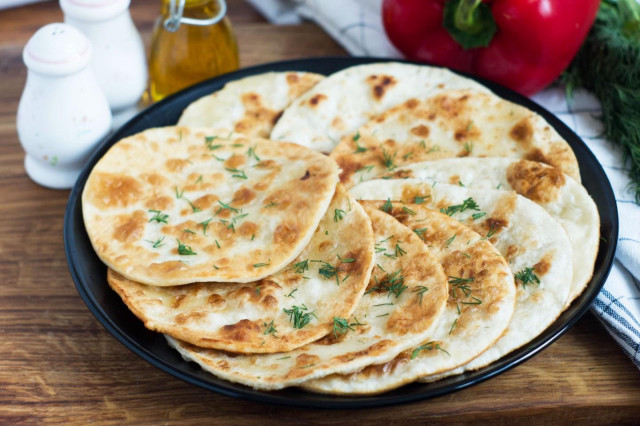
382;0;600;95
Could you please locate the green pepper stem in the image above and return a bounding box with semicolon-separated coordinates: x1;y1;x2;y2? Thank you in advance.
454;0;485;34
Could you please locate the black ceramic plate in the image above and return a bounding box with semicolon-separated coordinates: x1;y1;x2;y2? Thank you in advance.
64;57;618;409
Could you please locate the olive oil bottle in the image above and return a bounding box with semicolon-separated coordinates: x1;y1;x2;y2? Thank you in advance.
148;0;239;101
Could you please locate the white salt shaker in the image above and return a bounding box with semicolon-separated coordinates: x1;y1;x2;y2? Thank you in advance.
17;23;112;189
61;0;147;125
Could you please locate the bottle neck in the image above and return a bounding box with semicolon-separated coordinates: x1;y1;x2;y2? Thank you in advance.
161;0;221;18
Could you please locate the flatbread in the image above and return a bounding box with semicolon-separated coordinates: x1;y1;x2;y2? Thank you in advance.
270;62;491;153
82;126;340;286
350;179;574;384
107;184;375;353
397;158;599;304
303;202;516;395
331;89;580;187
165;206;448;389
178;72;324;138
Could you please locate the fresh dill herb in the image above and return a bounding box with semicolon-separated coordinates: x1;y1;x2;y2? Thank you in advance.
472;212;487;220
464;141;473;153
283;304;316;329
462;252;471;258
413;228;428;238
419;139;427;149
482;223;498;240
332;317;354;338
381;269;407;298
264;201;278;208
338;255;355;263
148;210;169;224
146;235;166;248
373;302;394;307
376;313;390;317
175;187;184;199
216;200;241;214
402;206;416;215
276;356;291;360
458;180;465;187
353;131;368;153
183;229;196;234
461;297;483;305
403;151;414;161
413;286;429;305
449;276;474;298
215;239;220;248
195;175;203;184
263;320;277;336
411;342;450;359
426;145;440;154
382;148;397;171
219;219;235;233
205;135;220;150
381;198;393;213
255;287;261;295
199;218;212;235
312;260;339;285
394;243;406;257
253;261;270;268
496;183;502;190
176;239;196;255
247;145;260;161
286;288;298;298
211;154;225;161
445;234;456;247
449;318;458;335
185;199;201;213
225;168;247;179
414;195;429;204
212;264;219;270
334;208;347;222
514;266;540;289
293;259;309;274
440;197;480;216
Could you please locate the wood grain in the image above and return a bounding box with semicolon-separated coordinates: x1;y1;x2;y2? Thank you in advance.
0;0;639;423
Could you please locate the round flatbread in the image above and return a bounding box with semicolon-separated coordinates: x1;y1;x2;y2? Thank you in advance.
303;202;516;395
350;179;575;384
165;206;448;390
270;62;491;153
107;184;375;353
331;89;580;187
397;158;599;304
83;126;340;286
177;71;324;138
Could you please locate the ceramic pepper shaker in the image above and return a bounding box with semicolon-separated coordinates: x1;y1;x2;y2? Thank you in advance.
17;23;112;189
61;0;147;126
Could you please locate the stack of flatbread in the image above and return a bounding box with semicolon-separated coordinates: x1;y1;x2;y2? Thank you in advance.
82;63;600;395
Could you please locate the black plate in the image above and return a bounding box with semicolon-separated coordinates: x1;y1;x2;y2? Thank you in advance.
64;57;618;409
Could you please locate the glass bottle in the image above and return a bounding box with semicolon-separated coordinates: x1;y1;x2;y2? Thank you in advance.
148;0;239;102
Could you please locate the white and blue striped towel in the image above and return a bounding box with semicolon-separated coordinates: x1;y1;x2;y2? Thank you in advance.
249;0;640;368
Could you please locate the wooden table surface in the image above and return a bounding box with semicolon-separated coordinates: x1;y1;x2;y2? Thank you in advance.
1;0;639;423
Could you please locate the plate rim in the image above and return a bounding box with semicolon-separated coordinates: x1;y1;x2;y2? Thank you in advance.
64;56;619;409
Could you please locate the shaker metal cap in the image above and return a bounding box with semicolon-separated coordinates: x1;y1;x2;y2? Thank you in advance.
23;23;92;76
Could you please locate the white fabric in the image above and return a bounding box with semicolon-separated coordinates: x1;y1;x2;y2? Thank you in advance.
247;0;640;369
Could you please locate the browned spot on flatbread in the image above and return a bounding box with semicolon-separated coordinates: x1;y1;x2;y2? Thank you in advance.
193;194;218;210
207;293;226;310
234;93;279;137
506;160;565;204
88;173;143;209
113;210;146;243
237;221;258;238
410;124;430;138
175;311;206;325
295;353;321;368
232;187;256;206
400;185;433;204
366;74;397;100
534;252;553;276
473;192;517;239
148;260;188;276
172;294;187;309
141;173;168;187
332;340;394;363
145;195;173;211
219;319;261;342
166;158;190;172
273;222;299;245
224;154;246;169
448;175;460;185
308;94;327;107
405;98;419;109
509;117;533;145
358;349;411;377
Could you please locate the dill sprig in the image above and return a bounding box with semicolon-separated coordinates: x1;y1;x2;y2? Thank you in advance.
440;197;481;216
148;209;169;223
263;320;277;336
563;0;640;201
334;208;347;222
514;266;541;289
412;286;429;305
382;148;397;171
283;304;316;329
176;239;196;255
381;198;393;213
332;317;357;338
352;131;367;153
411;341;450;359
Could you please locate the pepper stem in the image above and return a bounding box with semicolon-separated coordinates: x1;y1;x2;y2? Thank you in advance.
454;0;485;34
443;0;497;50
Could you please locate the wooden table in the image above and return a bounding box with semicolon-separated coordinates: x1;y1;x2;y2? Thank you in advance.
2;1;639;423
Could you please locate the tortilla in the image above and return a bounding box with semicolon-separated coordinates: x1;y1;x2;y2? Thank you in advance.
302;202;516;395
331;89;580;187
164;206;448;389
270;62;490;153
397;158;599;304
107;184;375;353
178;72;324;138
82;126;340;286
